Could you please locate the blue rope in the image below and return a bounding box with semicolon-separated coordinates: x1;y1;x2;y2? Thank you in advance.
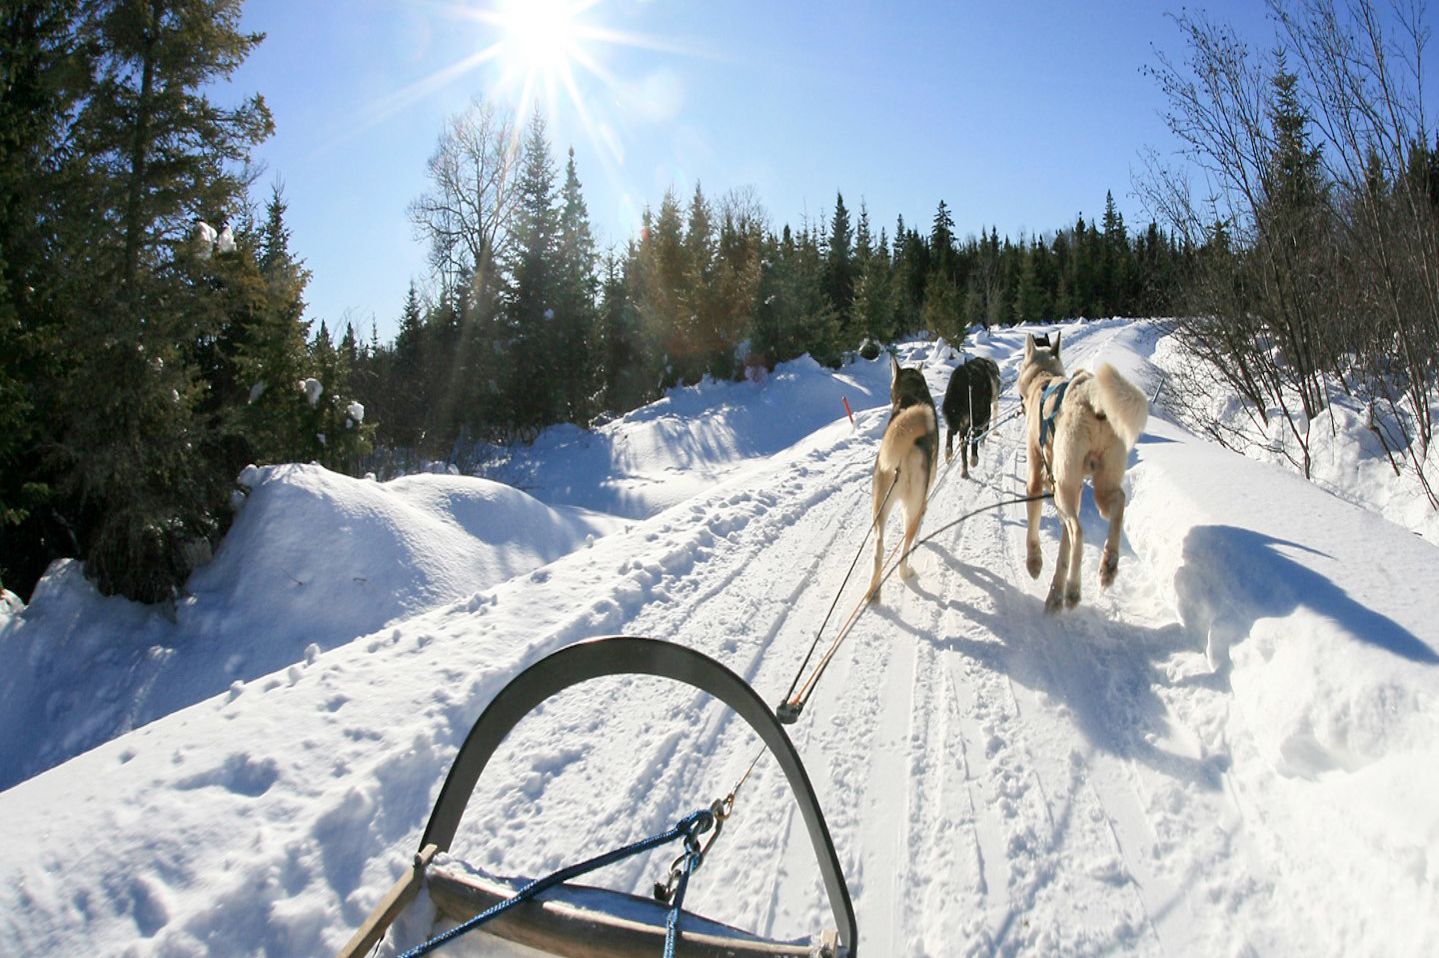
661;841;699;958
397;809;714;958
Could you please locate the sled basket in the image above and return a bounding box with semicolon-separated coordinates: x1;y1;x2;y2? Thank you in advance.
336;635;857;958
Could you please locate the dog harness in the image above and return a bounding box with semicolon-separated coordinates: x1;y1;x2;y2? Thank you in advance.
1039;378;1070;449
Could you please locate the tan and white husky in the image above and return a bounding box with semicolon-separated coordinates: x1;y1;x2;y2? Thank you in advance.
1017;332;1149;613
867;354;939;603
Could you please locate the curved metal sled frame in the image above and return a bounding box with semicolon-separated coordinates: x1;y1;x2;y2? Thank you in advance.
339;635;857;958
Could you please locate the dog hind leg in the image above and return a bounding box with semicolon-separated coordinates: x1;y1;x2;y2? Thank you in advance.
1094;481;1126;588
1026;452;1045;579
867;470;896;603
1046;519;1070;614
1047;477;1084;612
899;499;926;580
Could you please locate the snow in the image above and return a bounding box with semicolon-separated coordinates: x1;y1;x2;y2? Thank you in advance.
1;319;1436;957
346;400;365;425
193;220;218;259
301;377;324;406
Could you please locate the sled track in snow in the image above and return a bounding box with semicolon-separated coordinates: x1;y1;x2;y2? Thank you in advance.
455;324;1255;955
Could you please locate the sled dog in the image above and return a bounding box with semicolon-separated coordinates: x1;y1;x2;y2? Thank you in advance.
942;356;1002;479
867;354;939;603
1017;332;1149;613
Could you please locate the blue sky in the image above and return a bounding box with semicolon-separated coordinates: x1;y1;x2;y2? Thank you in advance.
227;1;1283;342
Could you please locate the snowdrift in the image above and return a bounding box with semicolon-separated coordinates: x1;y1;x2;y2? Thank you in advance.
0;464;622;790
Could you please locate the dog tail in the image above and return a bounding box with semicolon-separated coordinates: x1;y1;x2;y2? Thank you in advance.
1093;363;1149;450
878;405;937;474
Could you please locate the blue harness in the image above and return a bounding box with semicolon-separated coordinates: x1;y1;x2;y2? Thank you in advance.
1039;378;1070;449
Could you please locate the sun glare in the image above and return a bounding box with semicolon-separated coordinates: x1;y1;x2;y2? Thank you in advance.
348;0;698;216
499;0;582;79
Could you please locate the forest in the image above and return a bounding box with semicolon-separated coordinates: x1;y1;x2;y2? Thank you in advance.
2;0;1436;605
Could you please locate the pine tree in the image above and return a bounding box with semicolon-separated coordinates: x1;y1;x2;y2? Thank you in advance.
682;183;718;381
854;229;893;344
921;269;961;341
930;200;956;280
381;282;427;447
44;0;273;600
0;1;90;595
554;147;598;422
636;189;688;389
711;191;763;379
505;111;561;434
597;250;648;412
231;184;315;465
825;191;854;341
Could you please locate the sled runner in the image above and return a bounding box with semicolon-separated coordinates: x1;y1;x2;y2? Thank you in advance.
338;636;857;958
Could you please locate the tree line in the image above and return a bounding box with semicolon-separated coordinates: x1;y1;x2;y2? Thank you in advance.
354;98;1188;466
0;2;1194;606
15;0;1429;608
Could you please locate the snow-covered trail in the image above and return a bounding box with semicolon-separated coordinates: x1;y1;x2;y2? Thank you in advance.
4;320;1435;958
420;325;1265;956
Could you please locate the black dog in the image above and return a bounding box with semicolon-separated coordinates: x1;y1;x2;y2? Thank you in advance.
941;357;1001;478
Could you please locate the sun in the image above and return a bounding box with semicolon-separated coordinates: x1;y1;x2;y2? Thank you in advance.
349;0;697;196
497;0;584;81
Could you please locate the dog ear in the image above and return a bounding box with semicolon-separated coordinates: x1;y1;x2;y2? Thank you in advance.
1051;331;1061;357
1024;334;1035;362
889;351;900;381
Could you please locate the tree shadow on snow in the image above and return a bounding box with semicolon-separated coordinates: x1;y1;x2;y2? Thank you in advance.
1173;524;1438;670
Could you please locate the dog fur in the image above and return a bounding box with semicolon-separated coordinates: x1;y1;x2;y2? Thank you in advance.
867;353;939;603
1018;331;1149;613
941;356;1001;479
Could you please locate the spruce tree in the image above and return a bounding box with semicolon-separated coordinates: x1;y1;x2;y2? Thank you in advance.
0;0;89;595
46;0;273;600
825;191;854;341
554;147;598;422
505;111;560;434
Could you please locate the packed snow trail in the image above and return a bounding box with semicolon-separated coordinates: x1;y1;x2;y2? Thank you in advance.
407;326;1264;956
1;320;1435;958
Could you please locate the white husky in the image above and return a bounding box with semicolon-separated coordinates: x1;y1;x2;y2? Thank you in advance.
1017;332;1149;613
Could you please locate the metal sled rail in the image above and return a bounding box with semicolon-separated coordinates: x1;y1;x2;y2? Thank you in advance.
338;635;857;958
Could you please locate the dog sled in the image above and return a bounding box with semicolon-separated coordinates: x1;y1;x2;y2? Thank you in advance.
338;635;858;958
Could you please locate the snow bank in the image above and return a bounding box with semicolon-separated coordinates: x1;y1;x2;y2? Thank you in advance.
1116;324;1439;953
481;351;895;518
0;464;623;790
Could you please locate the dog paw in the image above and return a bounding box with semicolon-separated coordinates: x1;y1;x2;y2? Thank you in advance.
1026;549;1042;579
899;563;916;581
1065;584;1081;608
1044;589;1063;614
1099;549;1118;588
